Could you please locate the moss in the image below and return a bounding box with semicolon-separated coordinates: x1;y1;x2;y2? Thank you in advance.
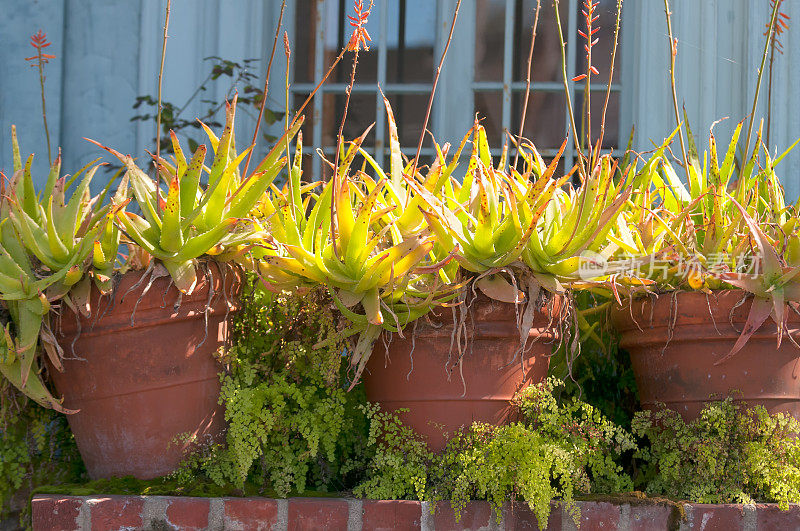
30;475;342;499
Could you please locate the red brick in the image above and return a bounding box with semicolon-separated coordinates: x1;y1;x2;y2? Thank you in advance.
90;496;144;531
31;496;82;531
288;498;349;530
433;501;495;530
504;501;562;530
689;504;745;531
756;503;800;531
629;504;673;531
165;498;209;530
577;501;620;530
224;498;279;531
362;500;421;531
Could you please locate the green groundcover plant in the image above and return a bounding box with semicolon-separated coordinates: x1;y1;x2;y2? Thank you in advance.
355;377;636;527
173;274;371;497
633;399;800;509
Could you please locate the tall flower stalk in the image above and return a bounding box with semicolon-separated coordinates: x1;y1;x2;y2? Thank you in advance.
574;1;600;156
662;0;690;182
331;0;373;256
24;30;55;165
155;0;172;213
764;0;790;148
514;0;541;170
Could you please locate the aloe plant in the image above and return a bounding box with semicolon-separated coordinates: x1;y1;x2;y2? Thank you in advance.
94;96;302;294
0;128;124;412
614;117;800;360
258;100;454;384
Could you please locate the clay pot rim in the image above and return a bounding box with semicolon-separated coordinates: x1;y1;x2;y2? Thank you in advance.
417;290;565;320
55;260;243;337
611;288;800;349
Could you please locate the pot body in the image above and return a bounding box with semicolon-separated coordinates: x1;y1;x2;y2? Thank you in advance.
49;263;240;479
364;294;560;452
612;290;800;421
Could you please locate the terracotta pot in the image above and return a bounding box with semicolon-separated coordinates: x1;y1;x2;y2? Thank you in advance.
612;290;800;421
364;294;561;452
49;263;240;479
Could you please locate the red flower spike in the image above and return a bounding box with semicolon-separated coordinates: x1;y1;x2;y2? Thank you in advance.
765;0;790;55
25;30;55;67
346;0;373;52
575;0;601;80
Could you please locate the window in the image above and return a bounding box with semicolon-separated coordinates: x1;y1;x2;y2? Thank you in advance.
277;0;622;179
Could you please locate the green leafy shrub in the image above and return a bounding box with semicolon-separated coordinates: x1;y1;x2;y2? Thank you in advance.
353;378;634;528
633;399;800;508
352;404;431;500
175;276;369;496
432;378;634;526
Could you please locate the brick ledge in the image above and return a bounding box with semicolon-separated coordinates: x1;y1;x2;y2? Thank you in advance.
30;494;800;530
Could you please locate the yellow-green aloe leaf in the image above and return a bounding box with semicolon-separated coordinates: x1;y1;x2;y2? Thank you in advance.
164;259;198;294
266;255;328;284
381;91;404;198
719;120;743;187
227;164;283;221
9;208;60;270
42;152;62;204
170;130;188;178
180;144;206;218
160;173;183;253
14;299;44;387
476;125;492;169
346;178;385;270
176;218;238;261
45;196;70;261
200;122;219;152
20;155;42;225
476;274;522;304
202;147;251;230
362;288;383;326
0;358;75;413
10;125;22;171
117;212;168;259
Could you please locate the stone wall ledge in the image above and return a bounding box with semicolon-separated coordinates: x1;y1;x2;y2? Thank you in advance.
30;494;800;530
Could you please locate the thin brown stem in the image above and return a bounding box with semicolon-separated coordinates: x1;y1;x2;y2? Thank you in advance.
663;0;690;183
598;0;622;159
583;9;593;157
766;41;775;149
155;0;171;213
747;0;781;159
290;51;345;130
333;52;360;182
283;33;295;209
554;0;586;178
243;0;286;179
513;0;541;170
36;59;51;166
412;0;462;174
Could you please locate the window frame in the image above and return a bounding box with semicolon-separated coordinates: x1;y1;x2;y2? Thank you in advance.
268;0;626;179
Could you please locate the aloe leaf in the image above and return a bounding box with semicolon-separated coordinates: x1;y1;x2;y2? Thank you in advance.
160;174;183;253
42;153;62;204
180;144;206;219
714;295;772;365
176;218;238;261
164;259;198;294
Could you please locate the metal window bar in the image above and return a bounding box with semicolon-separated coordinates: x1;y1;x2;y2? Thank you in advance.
292;0;622;179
